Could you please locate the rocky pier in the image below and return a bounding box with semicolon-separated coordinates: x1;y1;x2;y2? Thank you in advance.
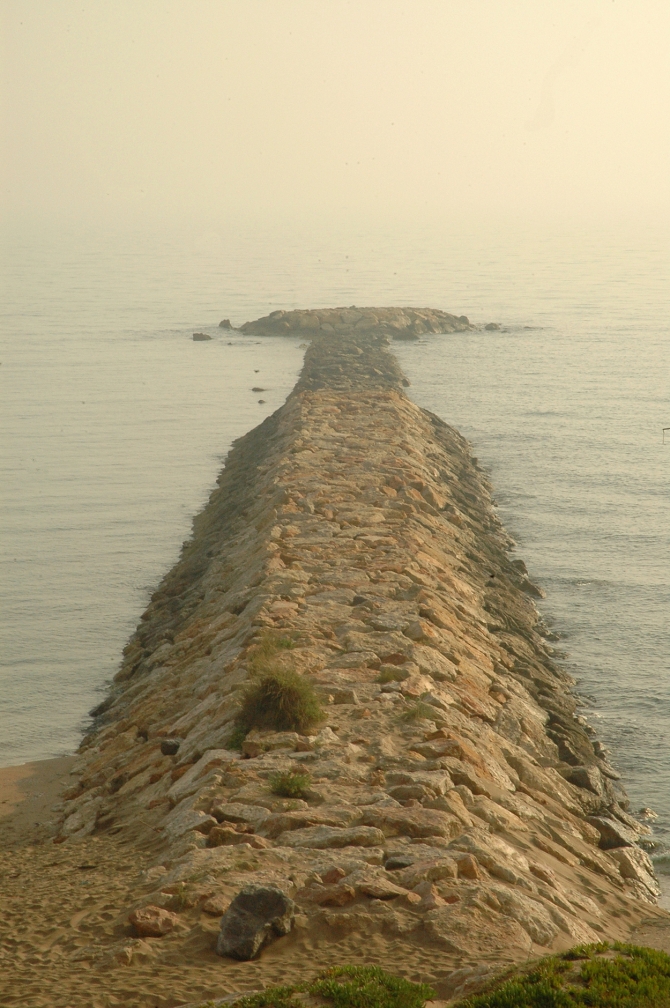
50;309;665;1001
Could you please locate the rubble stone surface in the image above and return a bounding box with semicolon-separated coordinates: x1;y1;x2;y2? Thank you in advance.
57;311;664;981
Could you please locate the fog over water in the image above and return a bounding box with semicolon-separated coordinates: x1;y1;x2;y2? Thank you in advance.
1;2;668;897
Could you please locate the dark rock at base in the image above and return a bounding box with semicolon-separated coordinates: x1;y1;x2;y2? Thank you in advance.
193;333;212;341
392;332;420;341
458;315;470;324
219;319;233;329
216;884;295;961
160;738;181;756
484;323;501;331
587;816;638;850
567;765;604;795
385;854;416;871
89;696;113;718
251;387;266;392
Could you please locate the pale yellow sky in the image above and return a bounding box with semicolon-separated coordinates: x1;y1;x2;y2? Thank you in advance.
2;1;669;229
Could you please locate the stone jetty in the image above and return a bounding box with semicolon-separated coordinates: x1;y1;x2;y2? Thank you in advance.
51;310;665;1000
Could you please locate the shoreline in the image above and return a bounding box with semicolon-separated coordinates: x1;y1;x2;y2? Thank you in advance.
0;755;77;844
2;308;669;1007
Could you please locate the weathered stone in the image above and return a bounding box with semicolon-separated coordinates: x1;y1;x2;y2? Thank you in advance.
588;816;638;850
129;905;179;937
216;885;295;960
360;806;462;839
260;807;356;838
163;803;216;842
567;765;603;795
201;894;230;915
208;827;271;849
278;825;385;849
608;846;660;895
212;803;270;830
308;882;356;906
160;738;181;756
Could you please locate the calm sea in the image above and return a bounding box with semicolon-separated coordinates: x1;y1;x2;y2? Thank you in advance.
1;219;667;894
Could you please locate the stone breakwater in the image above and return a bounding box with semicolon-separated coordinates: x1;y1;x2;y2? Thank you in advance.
54;313;665;993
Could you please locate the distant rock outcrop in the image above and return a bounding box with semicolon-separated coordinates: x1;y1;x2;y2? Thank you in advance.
239;307;473;340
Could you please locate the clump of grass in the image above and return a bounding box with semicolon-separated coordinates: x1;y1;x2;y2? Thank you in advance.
398;701;436;724
248;634;296;672
226;724;249;751
232;636;323;736
236;668;324;734
455;942;670;1007
377;668;409;684
269;770;311;799
208;966;435;1008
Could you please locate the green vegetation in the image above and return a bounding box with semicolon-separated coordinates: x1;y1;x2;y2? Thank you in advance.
232;634;324;735
197;966;435;1008
236;667;323;733
377;668;409;684
455;943;670;1008
398;701;436;723
269;769;312;799
226;724;249;750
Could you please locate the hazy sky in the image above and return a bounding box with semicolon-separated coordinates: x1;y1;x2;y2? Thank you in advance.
2;1;669;229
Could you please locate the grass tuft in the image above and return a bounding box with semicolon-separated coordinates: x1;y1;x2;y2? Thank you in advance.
269;770;312;799
398;701;436;724
233;635;324;736
236;668;324;734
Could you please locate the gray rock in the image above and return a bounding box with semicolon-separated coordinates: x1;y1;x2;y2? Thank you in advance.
587;816;638;849
219;319;233;329
384;854;416;871
212;802;270;830
567;765;603;795
484;322;501;331
160;738;181;756
193;332;212;341
216;884;294;960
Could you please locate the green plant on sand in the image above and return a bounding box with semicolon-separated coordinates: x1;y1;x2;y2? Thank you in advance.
454;942;670;1007
269;769;311;799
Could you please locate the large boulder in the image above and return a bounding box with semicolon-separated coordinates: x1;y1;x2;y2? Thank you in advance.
216;884;295;960
360;806;462;839
587;816;638;850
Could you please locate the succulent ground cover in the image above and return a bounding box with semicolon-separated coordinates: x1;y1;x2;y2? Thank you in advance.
196;965;435;1007
455;943;670;1007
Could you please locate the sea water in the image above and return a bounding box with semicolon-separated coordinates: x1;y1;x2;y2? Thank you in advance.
1;219;667;893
